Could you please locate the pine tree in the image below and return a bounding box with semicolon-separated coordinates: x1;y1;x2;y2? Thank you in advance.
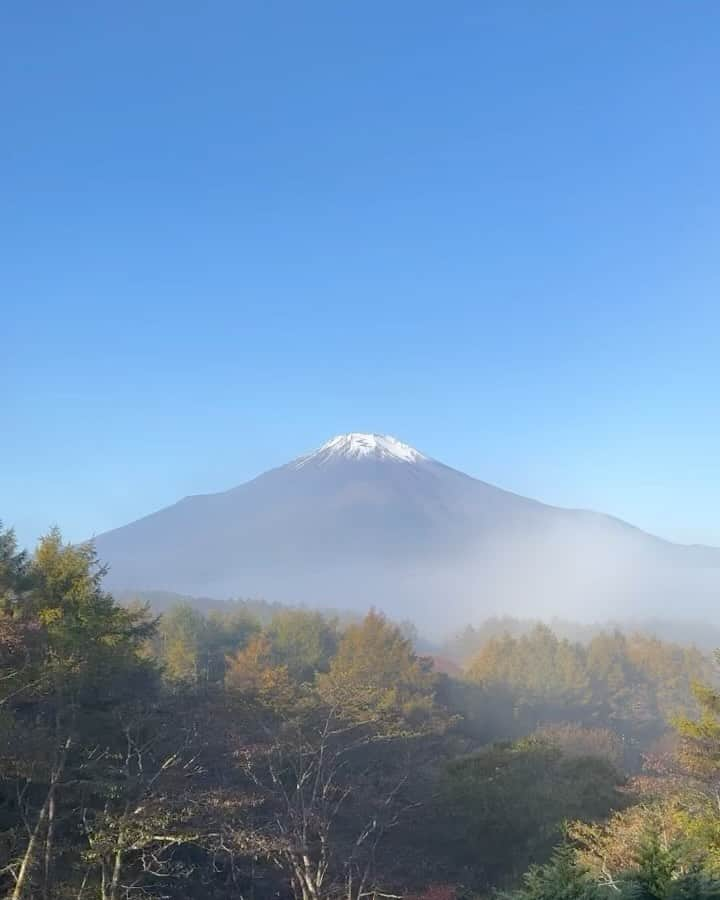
499;845;603;900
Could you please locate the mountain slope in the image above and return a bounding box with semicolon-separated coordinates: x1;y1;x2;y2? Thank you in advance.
93;434;720;625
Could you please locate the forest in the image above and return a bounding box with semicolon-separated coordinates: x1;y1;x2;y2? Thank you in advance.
3;524;720;899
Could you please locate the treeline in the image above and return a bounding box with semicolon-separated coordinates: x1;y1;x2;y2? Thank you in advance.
116;588;363;629
459;624;710;755
147;603;711;737
2;523;720;899
444;615;720;664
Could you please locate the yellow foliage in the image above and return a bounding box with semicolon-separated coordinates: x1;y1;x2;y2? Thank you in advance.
225;635;297;709
316;610;440;732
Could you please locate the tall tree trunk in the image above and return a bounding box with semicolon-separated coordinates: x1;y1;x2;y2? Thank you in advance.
11;791;51;900
100;858;109;900
11;737;70;900
108;816;127;900
75;865;90;900
42;785;56;900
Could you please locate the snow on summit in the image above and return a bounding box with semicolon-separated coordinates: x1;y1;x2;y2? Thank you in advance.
294;433;427;467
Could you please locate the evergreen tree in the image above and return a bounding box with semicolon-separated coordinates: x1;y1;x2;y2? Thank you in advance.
499;845;603;900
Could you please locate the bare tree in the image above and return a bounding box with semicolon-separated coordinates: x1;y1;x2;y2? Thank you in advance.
78;702;206;900
239;701;418;900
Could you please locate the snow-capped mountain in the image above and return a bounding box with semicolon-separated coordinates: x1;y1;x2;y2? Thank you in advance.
294;433;427;466
93;433;720;626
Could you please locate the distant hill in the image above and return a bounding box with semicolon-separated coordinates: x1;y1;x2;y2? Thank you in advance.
114;588;360;628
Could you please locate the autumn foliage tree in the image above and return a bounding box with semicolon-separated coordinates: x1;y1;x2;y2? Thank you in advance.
222;611;451;900
0;527;156;899
317;609;441;732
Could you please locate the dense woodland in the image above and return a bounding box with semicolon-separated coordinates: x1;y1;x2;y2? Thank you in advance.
3;524;720;898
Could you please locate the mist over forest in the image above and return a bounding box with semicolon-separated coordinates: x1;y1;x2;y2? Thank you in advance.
5;521;720;899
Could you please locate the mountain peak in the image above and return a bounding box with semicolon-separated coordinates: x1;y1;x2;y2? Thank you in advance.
295;433;427;467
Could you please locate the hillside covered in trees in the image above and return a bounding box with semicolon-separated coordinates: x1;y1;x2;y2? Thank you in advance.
3;523;720;899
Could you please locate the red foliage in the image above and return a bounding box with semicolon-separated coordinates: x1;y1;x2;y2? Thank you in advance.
406;883;457;900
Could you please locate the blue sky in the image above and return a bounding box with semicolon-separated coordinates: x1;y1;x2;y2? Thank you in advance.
3;1;720;550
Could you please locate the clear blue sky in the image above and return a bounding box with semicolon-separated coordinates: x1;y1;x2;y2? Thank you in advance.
3;1;720;550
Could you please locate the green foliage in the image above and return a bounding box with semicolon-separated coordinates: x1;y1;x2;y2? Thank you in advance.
156;600;260;684
30;528;154;662
498;845;603;900
665;872;720;899
157;601;207;682
433;735;625;886
502;842;720;900
155;603;335;688
265;608;338;680
632;833;682;898
0;523;29;611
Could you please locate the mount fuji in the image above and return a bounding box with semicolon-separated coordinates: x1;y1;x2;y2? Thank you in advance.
93;434;720;626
